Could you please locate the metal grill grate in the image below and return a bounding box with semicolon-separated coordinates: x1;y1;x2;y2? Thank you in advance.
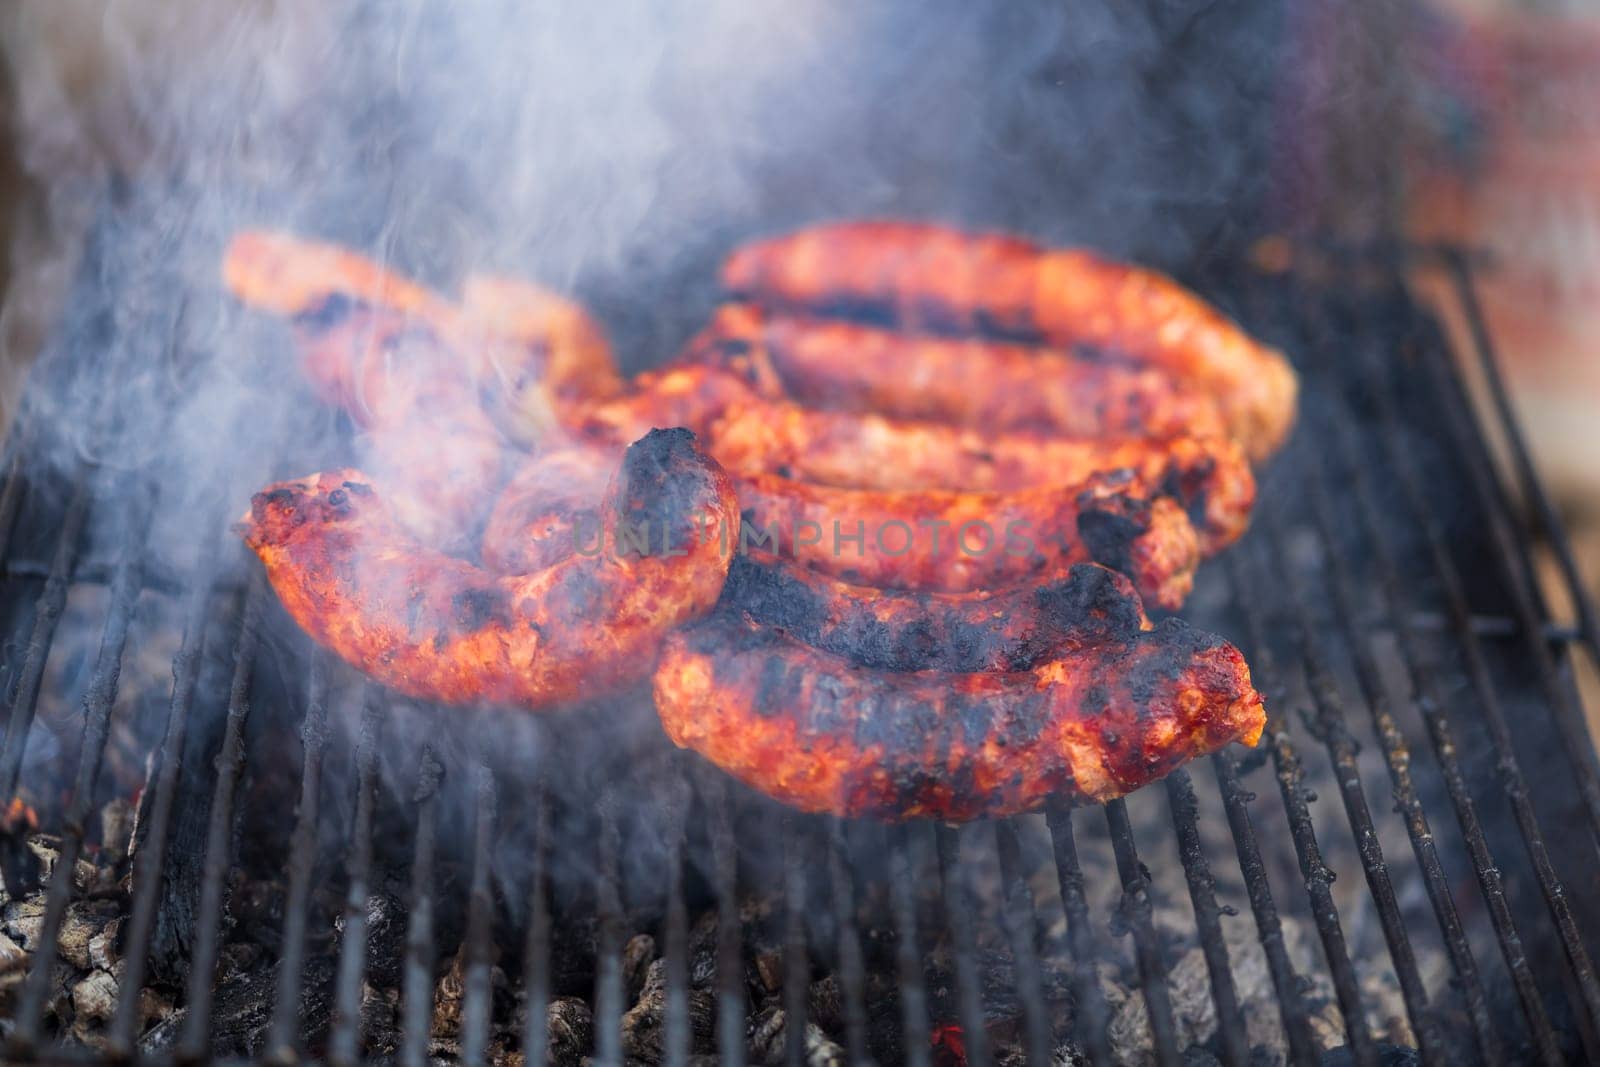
0;225;1598;1066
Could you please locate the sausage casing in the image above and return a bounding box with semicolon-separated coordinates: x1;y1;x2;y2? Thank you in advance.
237;429;738;708
654;611;1265;820
721;220;1297;460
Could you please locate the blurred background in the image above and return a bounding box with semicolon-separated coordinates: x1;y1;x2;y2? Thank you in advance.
0;0;1593;686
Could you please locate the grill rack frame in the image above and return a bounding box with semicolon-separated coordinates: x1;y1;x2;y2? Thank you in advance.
0;232;1596;1066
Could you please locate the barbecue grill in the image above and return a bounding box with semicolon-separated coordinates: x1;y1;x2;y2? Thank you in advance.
4;3;1600;1063
1;191;1598;1066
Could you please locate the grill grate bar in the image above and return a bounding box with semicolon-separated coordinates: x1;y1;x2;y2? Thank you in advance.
105;527;224;1057
0;473;92;800
1211;749;1320;1065
1163;768;1250;1066
1224;552;1378;1065
519;781;553;1067
329;694;383;1067
1253;512;1442;1060
1297;457;1504;1063
0;450;26;566
1103;799;1181;1067
178;576;266;1058
1350;291;1600;1049
399;747;445;1067
779;814;809;1067
461;763;499;1066
660;773;692;1067
1414;299;1600;859
824;820;870;1064
935;824;992;1066
886;824;933;1067
1043;805;1114;1064
9;485;151;1052
1313;398;1564;1061
593;793;626;1066
992;820;1054;1065
1442;252;1600;666
266;652;332;1062
707;776;747;1066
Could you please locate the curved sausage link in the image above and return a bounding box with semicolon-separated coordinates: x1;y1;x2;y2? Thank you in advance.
654;611;1265;820
721;220;1297;459
691;304;1232;445
481;447;612;575
725;555;1149;673
733;469;1202;609
237;429;739;709
706;405;1254;553
222;230;622;445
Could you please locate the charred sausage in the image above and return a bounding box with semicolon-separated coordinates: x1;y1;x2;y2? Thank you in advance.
733;469;1202;609
654;611;1265;820
237;428;738;708
724;555;1149;672
721;220;1297;459
691;304;1232;444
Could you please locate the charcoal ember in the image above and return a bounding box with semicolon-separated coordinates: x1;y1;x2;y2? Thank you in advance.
433;947;468;1038
621;933;655;1004
345;889;407;990
70;969;171;1050
753;949;784;995
621;956;717;1062
746;1004;846;1066
57;898;120;969
546;995;594;1066
140;953;337;1057
548;910;599;997
358;981;401;1059
806;974;843;1034
2;896;46;951
0;929;27;973
99;797;135;864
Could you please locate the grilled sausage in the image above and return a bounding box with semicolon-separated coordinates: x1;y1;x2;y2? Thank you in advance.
237;428;738;708
481;447;612;575
222;230;622;445
290;301;509;550
707;406;1254;553
654;611;1266;820
733;469;1202;609
725;555;1149;672
721;220;1297;460
691;304;1231;443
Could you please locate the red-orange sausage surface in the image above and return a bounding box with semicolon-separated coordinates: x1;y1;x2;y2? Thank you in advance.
692;304;1232;442
654;611;1266;820
237;429;738;708
733;470;1202;609
724;555;1149;673
721;220;1297;460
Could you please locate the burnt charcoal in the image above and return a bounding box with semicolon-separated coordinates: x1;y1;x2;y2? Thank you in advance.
621;933;656;1005
352;889;408;990
806;974;843;1035
746;1004;846;1066
132;623;242;986
55;899;119;970
357;982;401;1060
546;995;594;1066
139;951;336;1058
73;970;172;1049
621;957;717;1063
548;910;599;997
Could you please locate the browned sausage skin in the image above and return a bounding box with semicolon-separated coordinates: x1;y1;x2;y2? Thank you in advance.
237;429;738;709
721;220;1297;460
725;555;1149;673
732;468;1202;609
654;611;1266;820
690;303;1233;443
